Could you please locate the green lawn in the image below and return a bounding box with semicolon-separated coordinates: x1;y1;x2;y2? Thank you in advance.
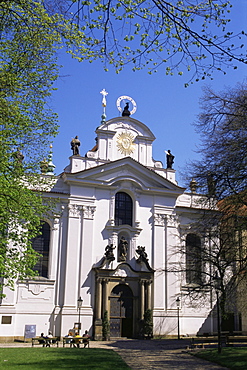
0;348;131;369
194;348;247;370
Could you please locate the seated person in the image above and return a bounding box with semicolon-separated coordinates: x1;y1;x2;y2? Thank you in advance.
65;331;74;346
45;331;53;347
38;333;46;346
73;332;81;348
82;330;90;348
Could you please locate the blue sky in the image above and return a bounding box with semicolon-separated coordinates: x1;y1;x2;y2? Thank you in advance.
51;1;246;187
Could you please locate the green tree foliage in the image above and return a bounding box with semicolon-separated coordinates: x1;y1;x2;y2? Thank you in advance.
102;310;110;340
143;309;153;338
66;0;246;83
0;1;246;293
0;0;83;292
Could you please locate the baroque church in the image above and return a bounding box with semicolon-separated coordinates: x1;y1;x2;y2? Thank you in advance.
0;94;215;340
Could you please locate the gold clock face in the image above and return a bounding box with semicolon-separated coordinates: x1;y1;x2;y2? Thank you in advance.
117;131;135;156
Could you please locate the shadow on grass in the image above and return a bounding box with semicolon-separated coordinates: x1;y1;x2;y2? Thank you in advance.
194;348;247;370
0;348;130;369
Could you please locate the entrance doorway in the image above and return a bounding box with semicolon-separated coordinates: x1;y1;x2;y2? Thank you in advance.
110;284;133;338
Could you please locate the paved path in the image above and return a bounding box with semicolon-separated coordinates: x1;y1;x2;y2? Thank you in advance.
104;339;229;370
0;339;229;369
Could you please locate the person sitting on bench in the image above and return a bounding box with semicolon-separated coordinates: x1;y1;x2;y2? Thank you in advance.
38;333;46;346
82;330;90;348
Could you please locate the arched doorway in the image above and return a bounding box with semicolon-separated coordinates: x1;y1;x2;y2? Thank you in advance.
110;284;133;338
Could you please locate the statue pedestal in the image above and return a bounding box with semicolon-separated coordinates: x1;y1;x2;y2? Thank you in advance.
94;319;102;340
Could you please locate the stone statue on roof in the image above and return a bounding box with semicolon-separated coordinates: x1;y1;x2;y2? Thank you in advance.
165;150;175;169
71;136;80;155
122;102;130;117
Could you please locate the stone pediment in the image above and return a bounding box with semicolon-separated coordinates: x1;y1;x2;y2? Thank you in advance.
63;157;184;194
97;116;156;141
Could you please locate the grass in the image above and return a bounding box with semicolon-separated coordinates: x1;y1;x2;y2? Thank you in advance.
0;348;131;369
194;348;247;370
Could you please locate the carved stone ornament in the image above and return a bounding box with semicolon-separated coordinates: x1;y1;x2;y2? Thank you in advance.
68;204;82;218
52;217;60;231
117;131;136;156
28;284;45;295
166;214;179;228
83;205;96;219
154;213;167;226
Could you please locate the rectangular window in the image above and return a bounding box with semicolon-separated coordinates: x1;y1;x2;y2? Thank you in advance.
1;316;12;324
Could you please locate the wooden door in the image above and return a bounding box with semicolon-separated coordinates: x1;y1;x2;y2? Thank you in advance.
110;284;133;338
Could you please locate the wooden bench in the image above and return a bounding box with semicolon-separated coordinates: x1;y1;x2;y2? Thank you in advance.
32;337;59;347
63;336;90;348
226;336;247;347
189;336;225;349
63;337;76;347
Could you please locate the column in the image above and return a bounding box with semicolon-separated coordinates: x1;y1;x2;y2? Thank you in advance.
94;277;103;340
95;278;102;320
140;279;145;319
102;279;109;315
147;280;152;310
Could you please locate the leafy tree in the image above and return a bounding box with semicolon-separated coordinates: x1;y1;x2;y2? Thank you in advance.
0;0;83;293
187;82;247;203
180;82;247;330
0;1;246;293
7;1;245;84
66;0;246;84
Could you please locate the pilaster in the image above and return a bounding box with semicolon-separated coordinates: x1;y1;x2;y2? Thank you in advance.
153;212;166;310
49;215;60;281
63;204;82;307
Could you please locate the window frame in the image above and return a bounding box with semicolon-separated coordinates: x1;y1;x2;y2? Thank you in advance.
115;192;133;227
31;221;51;279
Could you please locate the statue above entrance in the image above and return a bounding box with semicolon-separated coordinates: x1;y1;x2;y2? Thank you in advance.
136;246;148;263
104;244;116;262
118;236;128;262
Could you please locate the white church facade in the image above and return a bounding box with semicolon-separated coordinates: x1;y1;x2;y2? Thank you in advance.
0;96;215;340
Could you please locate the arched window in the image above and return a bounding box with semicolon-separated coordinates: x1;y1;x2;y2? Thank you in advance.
32;222;50;278
115;192;133;226
186;233;202;284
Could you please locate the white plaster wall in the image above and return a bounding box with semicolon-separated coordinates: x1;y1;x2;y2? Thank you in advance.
0;117;219;339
